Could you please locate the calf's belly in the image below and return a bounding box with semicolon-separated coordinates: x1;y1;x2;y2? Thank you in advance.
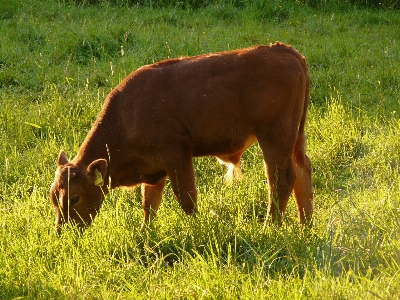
192;134;257;163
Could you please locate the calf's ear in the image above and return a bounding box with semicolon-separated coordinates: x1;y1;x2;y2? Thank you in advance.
87;159;108;186
57;150;69;166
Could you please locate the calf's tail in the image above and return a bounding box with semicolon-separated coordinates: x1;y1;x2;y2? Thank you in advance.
293;55;311;172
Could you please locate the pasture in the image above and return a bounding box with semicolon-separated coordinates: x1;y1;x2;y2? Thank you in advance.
1;0;399;298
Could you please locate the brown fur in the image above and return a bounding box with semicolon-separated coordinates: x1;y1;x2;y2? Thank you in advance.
49;42;313;233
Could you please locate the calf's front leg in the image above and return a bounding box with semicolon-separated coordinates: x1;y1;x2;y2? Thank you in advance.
141;176;167;225
162;153;198;215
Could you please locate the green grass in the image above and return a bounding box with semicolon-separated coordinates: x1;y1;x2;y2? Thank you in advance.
1;0;400;298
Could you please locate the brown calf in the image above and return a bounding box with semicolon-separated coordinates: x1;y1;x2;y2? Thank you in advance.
49;42;313;232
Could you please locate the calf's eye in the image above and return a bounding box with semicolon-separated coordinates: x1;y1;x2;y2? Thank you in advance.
70;196;80;206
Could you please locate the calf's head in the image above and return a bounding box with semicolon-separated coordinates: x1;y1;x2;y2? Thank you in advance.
49;151;108;233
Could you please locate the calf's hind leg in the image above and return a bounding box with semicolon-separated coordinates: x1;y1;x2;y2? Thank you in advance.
264;156;296;224
292;153;313;224
257;135;297;224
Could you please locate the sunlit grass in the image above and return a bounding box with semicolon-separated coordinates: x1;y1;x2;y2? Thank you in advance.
1;0;400;298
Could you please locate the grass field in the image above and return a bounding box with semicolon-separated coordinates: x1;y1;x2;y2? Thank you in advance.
1;0;400;298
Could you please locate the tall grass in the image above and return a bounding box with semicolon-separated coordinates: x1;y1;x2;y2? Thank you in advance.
1;0;399;298
64;0;400;9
